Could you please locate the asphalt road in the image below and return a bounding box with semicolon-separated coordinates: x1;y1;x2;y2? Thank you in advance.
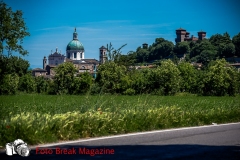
1;122;240;160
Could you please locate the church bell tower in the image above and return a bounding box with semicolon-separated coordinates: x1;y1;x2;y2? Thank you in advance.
43;56;47;69
99;46;107;64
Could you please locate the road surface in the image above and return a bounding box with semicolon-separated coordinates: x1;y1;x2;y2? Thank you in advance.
1;122;240;159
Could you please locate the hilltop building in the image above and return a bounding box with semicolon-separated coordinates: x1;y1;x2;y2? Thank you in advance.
142;43;148;49
175;28;206;43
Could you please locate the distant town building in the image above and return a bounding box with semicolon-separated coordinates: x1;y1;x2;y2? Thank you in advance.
99;46;107;64
32;68;48;77
48;48;65;66
175;28;206;43
66;28;85;60
32;28;106;78
142;43;148;49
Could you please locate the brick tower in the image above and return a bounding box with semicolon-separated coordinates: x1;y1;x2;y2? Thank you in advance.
99;46;107;64
175;28;187;43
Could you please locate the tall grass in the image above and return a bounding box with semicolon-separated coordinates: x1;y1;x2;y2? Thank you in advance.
0;94;239;146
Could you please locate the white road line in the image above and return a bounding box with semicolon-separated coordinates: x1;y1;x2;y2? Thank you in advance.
34;122;240;148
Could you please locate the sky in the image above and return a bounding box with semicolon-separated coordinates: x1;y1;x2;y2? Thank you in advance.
3;0;240;69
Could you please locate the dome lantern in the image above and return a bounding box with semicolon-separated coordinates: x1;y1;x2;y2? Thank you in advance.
73;27;78;40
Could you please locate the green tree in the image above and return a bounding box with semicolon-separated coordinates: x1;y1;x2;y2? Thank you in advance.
191;39;217;65
18;73;36;93
222;43;235;58
209;33;231;47
136;47;149;62
150;40;174;60
53;62;77;94
194;69;206;95
117;52;136;67
202;59;238;96
119;74;131;92
177;62;197;93
198;50;218;65
0;1;30;56
35;76;48;93
96;61;126;93
71;72;93;94
127;60;181;95
130;69;152;94
0;73;19;95
209;33;235;58
47;79;56;95
0;56;29;78
156;60;181;95
174;41;190;55
232;33;240;57
237;71;240;94
226;67;239;96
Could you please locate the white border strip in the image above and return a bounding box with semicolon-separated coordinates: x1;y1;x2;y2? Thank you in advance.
34;122;240;148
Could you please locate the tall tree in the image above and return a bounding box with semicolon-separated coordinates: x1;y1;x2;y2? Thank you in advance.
191;39;217;65
0;73;19;95
148;38;174;61
35;76;48;93
209;33;235;58
232;33;240;57
18;73;36;93
131;68;153;94
53;62;77;94
136;48;149;62
174;41;190;55
0;56;29;78
71;72;93;94
117;51;136;67
0;1;30;56
155;60;181;95
177;62;197;93
202;59;238;96
95;61;126;93
209;33;229;46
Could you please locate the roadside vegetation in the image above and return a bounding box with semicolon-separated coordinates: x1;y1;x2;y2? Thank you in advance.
0;94;240;146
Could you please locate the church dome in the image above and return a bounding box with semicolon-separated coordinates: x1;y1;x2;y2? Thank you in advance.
66;28;84;51
66;40;84;51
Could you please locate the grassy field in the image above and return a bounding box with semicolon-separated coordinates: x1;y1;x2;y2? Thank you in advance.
0;94;240;147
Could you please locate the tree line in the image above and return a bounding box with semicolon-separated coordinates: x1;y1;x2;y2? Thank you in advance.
95;59;240;96
116;32;240;67
0;55;240;96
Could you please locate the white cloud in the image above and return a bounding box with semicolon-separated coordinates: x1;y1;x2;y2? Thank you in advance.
34;26;72;31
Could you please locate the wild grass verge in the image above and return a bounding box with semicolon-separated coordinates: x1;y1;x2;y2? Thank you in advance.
0;94;239;146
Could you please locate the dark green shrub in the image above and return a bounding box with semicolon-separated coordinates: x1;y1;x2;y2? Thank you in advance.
18;74;36;93
0;73;19;95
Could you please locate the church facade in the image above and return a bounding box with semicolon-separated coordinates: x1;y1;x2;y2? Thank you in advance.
32;28;107;78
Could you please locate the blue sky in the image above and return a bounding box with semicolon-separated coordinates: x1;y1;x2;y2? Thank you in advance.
3;0;240;68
